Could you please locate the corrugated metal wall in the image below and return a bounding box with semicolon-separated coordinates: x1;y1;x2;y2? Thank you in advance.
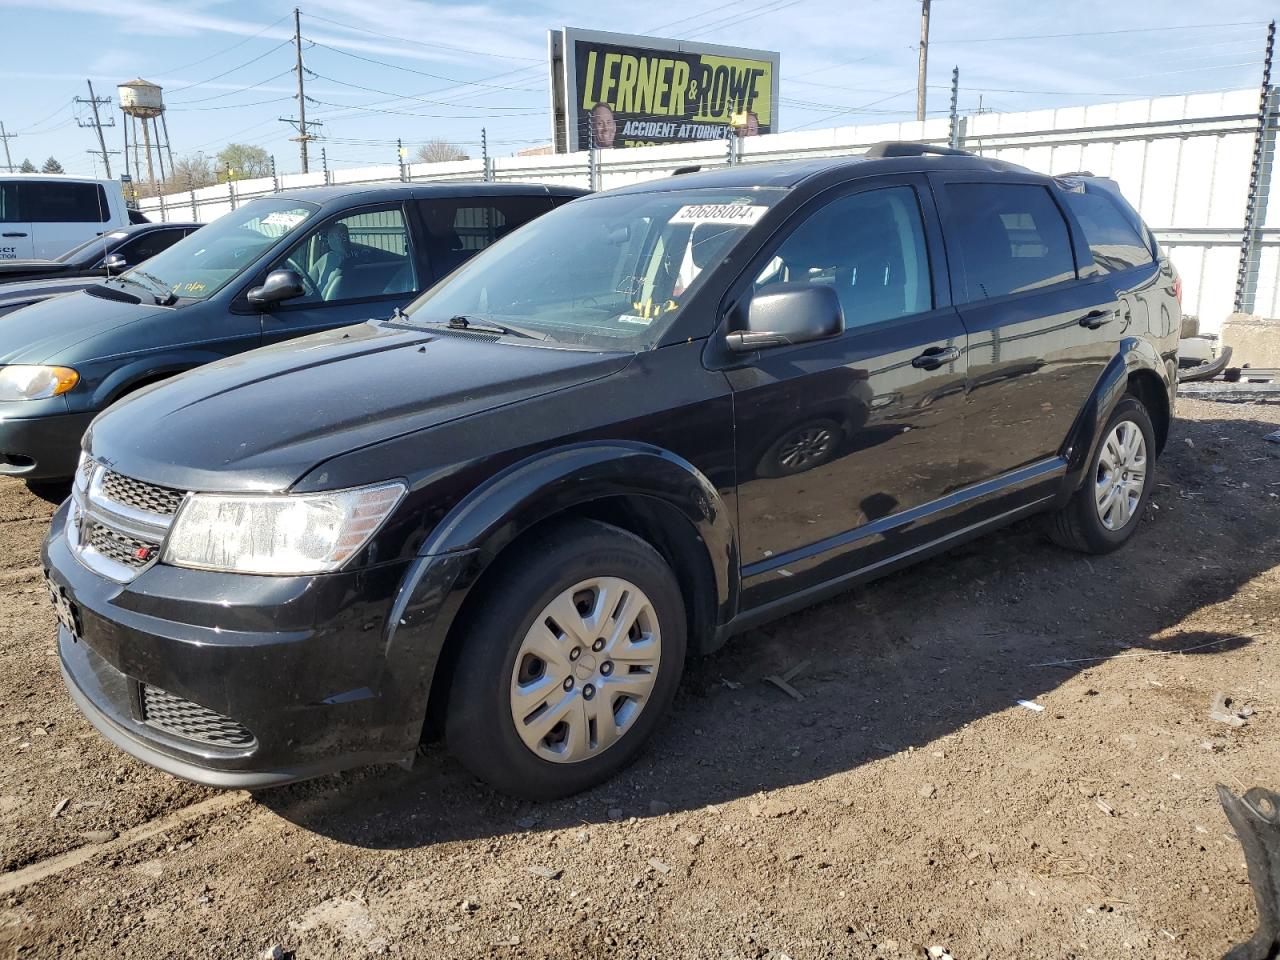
139;85;1276;332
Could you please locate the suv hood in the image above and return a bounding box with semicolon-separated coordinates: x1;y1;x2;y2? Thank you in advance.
0;288;166;364
87;321;632;492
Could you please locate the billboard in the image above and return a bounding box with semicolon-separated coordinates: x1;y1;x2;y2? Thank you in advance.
548;28;780;153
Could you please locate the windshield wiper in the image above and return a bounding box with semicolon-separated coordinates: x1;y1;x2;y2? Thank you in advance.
131;269;179;306
107;271;175;306
440;315;550;342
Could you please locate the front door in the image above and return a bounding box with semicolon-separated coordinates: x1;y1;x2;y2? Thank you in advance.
259;204;422;345
0;182;33;260
724;178;971;609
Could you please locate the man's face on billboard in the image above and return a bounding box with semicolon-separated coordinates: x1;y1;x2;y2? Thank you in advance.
592;104;616;147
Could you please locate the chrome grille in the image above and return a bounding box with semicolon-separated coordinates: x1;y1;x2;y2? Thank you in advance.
100;471;184;517
141;685;255;748
85;522;157;570
76;456;97;490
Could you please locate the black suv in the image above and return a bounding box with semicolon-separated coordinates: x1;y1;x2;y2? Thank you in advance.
44;144;1179;799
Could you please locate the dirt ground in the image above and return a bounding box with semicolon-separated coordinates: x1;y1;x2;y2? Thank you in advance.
0;396;1277;960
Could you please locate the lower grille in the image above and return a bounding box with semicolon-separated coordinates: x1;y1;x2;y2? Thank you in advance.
141;685;255;748
86;522;158;570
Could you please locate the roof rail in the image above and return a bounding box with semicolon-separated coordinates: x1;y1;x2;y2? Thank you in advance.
864;141;973;159
671;165;702;176
1054;170;1097;178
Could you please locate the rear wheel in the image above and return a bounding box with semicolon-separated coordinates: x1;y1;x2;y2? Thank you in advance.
1046;395;1155;554
444;519;686;800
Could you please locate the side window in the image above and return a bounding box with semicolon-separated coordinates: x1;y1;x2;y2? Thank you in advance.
282;206;416;304
419;196;552;277
754;186;933;329
118;228;186;264
1063;189;1154;273
0;183;20;222
20;183;110;223
943;182;1076;301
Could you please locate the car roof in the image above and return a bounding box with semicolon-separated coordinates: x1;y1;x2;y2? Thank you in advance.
600;152;1035;197
272;180;587;206
0;174;120;186
110;222;201;233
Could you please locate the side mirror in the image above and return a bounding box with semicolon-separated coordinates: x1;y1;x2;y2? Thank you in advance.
102;253;127;274
247;268;305;306
725;283;844;352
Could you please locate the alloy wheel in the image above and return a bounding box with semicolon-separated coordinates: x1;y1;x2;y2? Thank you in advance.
1094;420;1148;531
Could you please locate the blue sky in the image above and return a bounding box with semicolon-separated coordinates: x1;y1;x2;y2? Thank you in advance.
0;0;1273;177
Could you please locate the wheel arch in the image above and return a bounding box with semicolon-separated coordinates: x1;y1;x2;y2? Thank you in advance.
90;351;217;408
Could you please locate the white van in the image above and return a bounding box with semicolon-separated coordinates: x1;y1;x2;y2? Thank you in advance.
0;175;131;260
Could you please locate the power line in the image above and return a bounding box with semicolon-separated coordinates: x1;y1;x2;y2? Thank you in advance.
171;96;295;112
306;97;543;120
305;70;543;112
302;13;541;63
168;69;295;105
682;0;808;40
166;39;295;95
148;12;293;78
792;88;917;130
304;39;547;93
933;20;1268;45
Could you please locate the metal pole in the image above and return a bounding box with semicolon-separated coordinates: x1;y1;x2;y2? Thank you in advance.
270;155;278;192
321;146;329;185
121;109;131;182
152;118;167;185
294;7;309;173
132;117;142;188
1234;19;1276;314
948;66;960;149
85;81;112;178
160;112;175;177
398;138;405;181
189;177;197;220
140;117;156;194
0;122;12;173
481;127;491;181
916;0;931;122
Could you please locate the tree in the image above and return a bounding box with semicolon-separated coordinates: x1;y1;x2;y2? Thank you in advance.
18;158;36;173
415;139;469;163
216;143;272;180
41;157;64;174
168;154;217;189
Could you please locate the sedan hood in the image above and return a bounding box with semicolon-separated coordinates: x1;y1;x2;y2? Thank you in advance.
87;321;632;492
0;276;98;312
0;288;167;364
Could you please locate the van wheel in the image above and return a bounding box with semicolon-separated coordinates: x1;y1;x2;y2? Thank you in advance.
1046;395;1156;554
444;519;686;800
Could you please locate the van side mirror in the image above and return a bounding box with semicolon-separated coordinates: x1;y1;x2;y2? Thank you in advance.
247;268;305;306
102;253;127;274
725;283;844;352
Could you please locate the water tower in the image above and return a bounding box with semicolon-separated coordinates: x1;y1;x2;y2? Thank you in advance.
118;79;174;194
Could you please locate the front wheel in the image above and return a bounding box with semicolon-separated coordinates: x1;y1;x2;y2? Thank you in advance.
444;519;686;800
1046;395;1156;554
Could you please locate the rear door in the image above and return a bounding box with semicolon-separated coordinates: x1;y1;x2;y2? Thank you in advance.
0;182;33;260
417;194;555;284
23;181;113;258
932;175;1120;481
258;203;421;345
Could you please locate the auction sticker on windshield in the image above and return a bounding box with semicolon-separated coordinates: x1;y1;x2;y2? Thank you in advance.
261;211;308;229
670;204;768;226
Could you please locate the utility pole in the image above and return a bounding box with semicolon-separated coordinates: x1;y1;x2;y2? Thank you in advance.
294;7;308;173
75;80;116;178
0;122;13;173
916;0;931;122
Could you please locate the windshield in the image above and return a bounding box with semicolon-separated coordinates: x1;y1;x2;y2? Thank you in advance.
401;187;783;348
113;198;317;301
57;231;128;264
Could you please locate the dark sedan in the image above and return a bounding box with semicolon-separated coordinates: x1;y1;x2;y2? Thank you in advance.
0;222;200;286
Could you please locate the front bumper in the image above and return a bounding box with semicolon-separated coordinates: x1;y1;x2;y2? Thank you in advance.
43;501;470;788
0;410;95;480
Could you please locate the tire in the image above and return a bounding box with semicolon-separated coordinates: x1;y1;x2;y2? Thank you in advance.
1046;395;1156;554
444;518;686;800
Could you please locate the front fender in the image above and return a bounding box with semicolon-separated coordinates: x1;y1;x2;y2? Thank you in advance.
86;350;225;410
378;441;738;748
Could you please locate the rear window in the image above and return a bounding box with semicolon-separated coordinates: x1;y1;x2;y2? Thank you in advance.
20;182;110;223
944;182;1077;301
1063;189;1154;273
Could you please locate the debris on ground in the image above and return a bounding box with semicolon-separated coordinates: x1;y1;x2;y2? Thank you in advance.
525;866;562;880
1211;692;1253;727
1017;699;1045;712
763;659;811;701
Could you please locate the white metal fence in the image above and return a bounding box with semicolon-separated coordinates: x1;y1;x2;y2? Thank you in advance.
139;86;1278;333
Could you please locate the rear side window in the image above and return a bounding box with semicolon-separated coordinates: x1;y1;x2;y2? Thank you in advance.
1063;190;1154;273
944;182;1076;301
119;228;188;264
419;196;553;276
0;183;19;222
20;182;110;223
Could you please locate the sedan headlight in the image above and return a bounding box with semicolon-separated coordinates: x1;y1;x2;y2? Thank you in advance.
163;481;405;575
0;365;79;401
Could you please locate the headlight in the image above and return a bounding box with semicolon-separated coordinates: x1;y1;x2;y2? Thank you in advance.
0;365;79;401
163;481;405;575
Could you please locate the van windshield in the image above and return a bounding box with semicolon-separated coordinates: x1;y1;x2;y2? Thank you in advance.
110;199;317;302
400;187;783;349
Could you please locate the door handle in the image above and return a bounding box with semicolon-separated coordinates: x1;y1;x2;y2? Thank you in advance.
1;232;27;238
911;345;961;370
1077;309;1115;329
